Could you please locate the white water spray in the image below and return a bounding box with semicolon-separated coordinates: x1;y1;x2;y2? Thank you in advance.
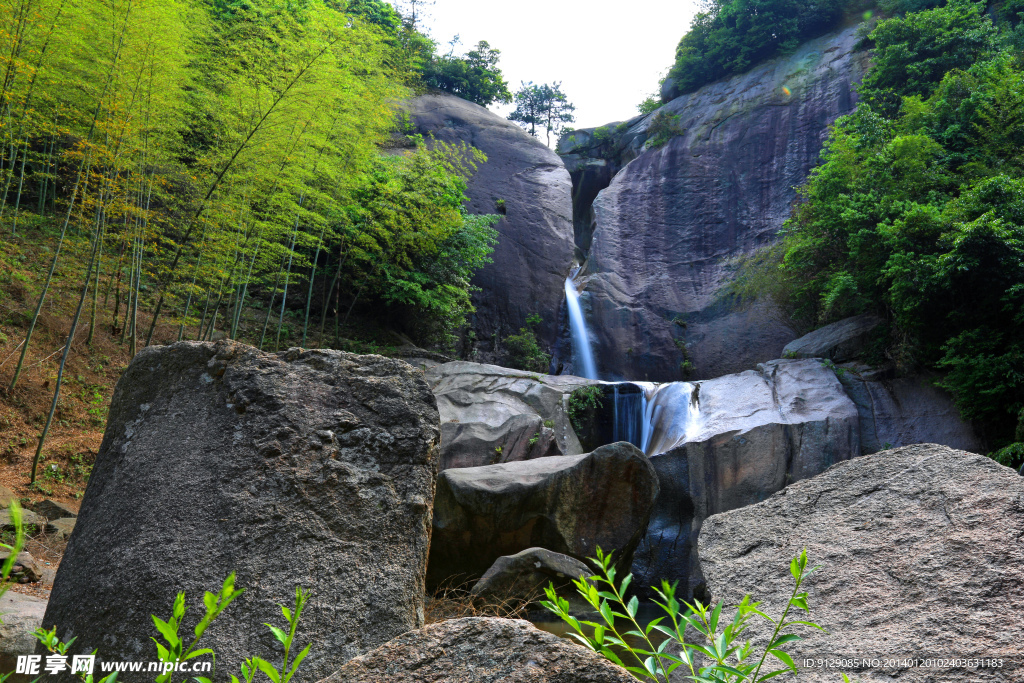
638;382;702;456
565;269;598;379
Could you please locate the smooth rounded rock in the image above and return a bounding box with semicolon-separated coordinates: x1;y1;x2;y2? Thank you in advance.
471;548;592;609
405;94;575;363
427;442;659;589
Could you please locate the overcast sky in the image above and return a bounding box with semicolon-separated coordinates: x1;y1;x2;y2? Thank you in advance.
421;0;702;133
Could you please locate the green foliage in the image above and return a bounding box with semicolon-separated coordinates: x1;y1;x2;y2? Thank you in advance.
343;140;499;348
637;97;661;115
508;81;576;146
859;0;999;114
33;573;312;683
504;313;550;372
992;442;1024;469
667;0;849;96
755;4;1024;449
568;385;603;434
0;0;500;374
542;547;823;682
646;111;685;149
422;40;512;106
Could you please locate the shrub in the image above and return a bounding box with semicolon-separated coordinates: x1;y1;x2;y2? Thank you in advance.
568;385;603;434
543;547;822;682
646;111;684;149
504;314;550;373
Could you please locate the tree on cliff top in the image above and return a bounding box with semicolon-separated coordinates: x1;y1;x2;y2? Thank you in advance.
423;40;513;106
508;81;576;146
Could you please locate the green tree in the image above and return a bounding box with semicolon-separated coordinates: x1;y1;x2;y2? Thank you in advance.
423;40;512;106
749;3;1024;454
859;0;999;114
508;81;575;146
667;0;848;96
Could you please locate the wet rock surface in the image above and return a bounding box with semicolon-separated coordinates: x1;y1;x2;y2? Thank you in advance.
566;27;870;381
699;444;1024;682
406;94;575;363
632;359;860;596
326;617;635;682
427;442;658;588
44;341;440;680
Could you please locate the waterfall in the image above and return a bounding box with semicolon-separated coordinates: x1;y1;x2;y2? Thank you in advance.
607;381;703;455
565;270;598;379
611;384;645;448
640;382;702;455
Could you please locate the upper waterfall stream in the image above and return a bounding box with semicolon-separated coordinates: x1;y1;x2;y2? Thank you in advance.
565;269;598;380
565;269;702;455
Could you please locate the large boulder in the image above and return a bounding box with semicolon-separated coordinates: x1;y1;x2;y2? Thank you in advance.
427;360;597;455
440;414;560;470
568;27;871;381
427;442;659;588
325;617;635;682
837;367;982;454
699;444;1024;683
43;341;440;680
405;94;575;363
632;359;860;597
782;314;882;362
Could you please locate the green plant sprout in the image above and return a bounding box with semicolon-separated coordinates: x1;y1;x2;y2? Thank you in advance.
542;547;823;682
32;574;311;683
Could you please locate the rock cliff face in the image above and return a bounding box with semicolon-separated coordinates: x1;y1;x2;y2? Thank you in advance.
405;94;575;364
557;27;871;381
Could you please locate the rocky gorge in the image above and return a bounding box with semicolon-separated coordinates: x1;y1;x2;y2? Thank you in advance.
2;16;1020;683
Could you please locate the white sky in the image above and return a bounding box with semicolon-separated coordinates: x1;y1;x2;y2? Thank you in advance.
421;0;702;133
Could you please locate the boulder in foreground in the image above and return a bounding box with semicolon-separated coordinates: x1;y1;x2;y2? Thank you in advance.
44;341;440;680
325;617;635;682
699;443;1024;683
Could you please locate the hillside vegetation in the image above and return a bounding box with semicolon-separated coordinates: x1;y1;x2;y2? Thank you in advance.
664;0;974;96
0;0;511;496
738;0;1024;465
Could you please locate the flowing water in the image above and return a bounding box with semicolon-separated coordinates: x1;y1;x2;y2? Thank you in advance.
565;269;599;380
608;381;703;456
562;268;703;455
